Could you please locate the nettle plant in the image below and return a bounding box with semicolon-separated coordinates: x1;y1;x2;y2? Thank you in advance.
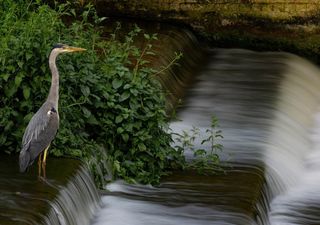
173;116;224;174
91;26;187;184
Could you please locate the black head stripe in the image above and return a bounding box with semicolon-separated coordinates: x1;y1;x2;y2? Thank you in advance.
51;107;57;113
53;43;64;49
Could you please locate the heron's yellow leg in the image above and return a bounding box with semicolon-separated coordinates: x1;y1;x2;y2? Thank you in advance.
38;153;43;177
42;145;50;164
41;145;50;178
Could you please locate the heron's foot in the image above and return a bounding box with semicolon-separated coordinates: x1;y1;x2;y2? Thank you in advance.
38;175;51;184
38;175;46;182
38;175;55;187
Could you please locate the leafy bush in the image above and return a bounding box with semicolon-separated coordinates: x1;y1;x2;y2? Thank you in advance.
0;1;188;187
0;1;224;187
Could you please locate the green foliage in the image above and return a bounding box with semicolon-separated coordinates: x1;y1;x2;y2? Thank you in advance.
0;0;66;153
0;1;223;187
173;115;224;174
0;1;187;187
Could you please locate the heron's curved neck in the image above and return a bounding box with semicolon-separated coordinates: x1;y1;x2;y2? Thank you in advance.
48;50;60;109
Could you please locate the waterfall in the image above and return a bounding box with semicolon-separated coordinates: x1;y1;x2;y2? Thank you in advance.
265;55;320;224
93;47;320;225
0;156;100;225
3;25;319;225
169;48;284;225
167;48;320;224
47;165;101;225
148;27;205;112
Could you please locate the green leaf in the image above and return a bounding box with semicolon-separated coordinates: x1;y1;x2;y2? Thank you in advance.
117;127;124;134
25;52;32;61
4;86;17;97
144;34;150;39
24;113;34;122
0;135;7;145
119;91;130;102
14;75;23;87
115;115;123;123
4;121;14;131
194;149;206;157
112;78;123;89
23;86;31;99
146;51;156;56
122;133;129;142
87;114;99;125
113;160;121;172
70;9;76;17
1;74;10;81
130;88;139;96
17;61;23;68
138;143;146;151
82;107;91;118
81;85;90;97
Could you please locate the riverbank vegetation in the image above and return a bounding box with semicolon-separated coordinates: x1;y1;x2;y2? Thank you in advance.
0;1;223;188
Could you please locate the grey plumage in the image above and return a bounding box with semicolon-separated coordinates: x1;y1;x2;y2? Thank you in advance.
19;44;86;173
19;103;59;172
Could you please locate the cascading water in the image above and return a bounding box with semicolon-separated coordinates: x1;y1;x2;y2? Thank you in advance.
0;156;100;225
166;48;284;225
48;165;101;225
266;55;320;225
3;23;320;225
92;46;320;225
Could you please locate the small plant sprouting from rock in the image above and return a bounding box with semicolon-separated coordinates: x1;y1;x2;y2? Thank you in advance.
173;115;224;174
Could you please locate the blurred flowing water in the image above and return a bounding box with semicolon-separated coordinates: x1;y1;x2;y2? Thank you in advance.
2;25;320;225
266;55;320;225
92;42;320;224
0;155;100;225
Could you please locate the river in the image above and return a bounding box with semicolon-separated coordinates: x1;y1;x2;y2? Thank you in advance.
2;25;320;225
91;43;320;225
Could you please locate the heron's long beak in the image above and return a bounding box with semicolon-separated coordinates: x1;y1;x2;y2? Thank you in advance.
65;46;87;52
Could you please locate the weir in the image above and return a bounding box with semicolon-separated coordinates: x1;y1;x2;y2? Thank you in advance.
0;155;100;225
2;22;320;225
93;47;320;224
266;55;320;224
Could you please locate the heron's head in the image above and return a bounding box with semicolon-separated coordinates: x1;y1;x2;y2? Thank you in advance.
52;43;86;54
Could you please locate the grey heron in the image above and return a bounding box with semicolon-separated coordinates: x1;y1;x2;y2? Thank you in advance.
19;44;86;177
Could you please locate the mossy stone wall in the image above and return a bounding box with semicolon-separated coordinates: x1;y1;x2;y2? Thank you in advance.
95;0;320;21
94;0;320;64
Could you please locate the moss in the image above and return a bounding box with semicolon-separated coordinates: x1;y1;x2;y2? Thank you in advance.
90;0;320;64
197;24;320;64
187;9;320;65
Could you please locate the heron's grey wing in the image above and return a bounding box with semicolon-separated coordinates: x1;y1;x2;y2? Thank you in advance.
22;105;50;147
20;103;59;171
